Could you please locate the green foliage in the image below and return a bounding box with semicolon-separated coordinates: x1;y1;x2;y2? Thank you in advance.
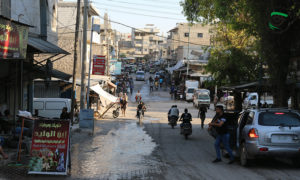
120;53;126;58
181;0;300;106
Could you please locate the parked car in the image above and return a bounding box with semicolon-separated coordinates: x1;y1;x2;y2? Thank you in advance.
33;98;71;118
136;71;145;81
236;108;300;166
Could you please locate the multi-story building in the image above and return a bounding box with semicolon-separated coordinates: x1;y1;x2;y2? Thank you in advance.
57;1;100;76
119;33;135;58
0;0;70;117
100;13;120;62
132;24;164;62
167;23;212;63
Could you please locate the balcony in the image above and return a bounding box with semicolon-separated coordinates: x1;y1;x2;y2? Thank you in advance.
135;36;142;40
135;43;142;47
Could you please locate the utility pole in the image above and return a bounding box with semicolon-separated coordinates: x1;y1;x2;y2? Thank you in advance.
186;24;191;76
87;17;94;109
71;0;81;123
80;0;88;109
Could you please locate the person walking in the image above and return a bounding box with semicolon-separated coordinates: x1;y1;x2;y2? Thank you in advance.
120;95;128;117
198;105;207;129
209;105;234;164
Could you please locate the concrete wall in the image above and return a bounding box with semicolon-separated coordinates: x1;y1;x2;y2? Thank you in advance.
10;0;58;44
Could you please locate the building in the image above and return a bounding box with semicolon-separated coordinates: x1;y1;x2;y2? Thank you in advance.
57;0;100;76
167;23;212;63
100;13;120;64
166;23;212;85
119;33;135;58
132;24;164;62
0;0;70;119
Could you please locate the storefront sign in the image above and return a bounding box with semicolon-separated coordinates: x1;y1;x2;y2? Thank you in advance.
0;17;28;59
28;120;70;175
92;55;106;75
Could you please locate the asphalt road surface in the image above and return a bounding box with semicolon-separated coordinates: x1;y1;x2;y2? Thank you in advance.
3;72;299;180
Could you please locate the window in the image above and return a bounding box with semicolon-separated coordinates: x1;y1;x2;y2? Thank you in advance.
33;101;44;110
258;112;300;126
144;49;147;51
198;33;203;38
184;33;189;37
46;102;67;110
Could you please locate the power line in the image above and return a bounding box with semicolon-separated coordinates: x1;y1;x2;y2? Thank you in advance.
92;2;182;16
93;0;180;10
98;15;207;46
98;7;185;21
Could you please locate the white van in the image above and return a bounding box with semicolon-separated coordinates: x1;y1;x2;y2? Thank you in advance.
33;98;71;118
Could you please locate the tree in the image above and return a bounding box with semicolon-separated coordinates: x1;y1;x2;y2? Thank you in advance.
181;0;300;107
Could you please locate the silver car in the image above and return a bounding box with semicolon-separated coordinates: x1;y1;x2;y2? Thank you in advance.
136;71;145;81
237;108;300;166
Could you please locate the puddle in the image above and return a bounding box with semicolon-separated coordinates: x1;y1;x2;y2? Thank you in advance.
74;122;160;179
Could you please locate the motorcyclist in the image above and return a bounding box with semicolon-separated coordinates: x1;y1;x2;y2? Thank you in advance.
179;108;192;128
136;101;146;117
168;105;179;122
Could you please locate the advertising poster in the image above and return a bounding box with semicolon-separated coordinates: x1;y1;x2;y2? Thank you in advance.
28;120;70;175
0;17;28;59
92;55;106;75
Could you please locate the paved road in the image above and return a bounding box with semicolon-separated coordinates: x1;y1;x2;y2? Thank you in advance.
137;73;300;180
2;72;299;180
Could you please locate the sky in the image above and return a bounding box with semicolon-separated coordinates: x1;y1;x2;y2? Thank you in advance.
67;0;188;35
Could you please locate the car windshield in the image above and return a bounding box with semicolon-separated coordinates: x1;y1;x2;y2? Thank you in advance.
258;112;300;126
187;89;194;93
198;95;209;99
137;72;144;75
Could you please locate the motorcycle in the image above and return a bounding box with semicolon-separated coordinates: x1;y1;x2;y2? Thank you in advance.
112;105;120;118
169;115;178;129
181;123;192;140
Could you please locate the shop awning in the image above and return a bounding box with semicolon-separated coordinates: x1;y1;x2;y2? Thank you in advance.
90;84;118;107
107;81;117;89
28;36;69;54
25;62;71;80
166;60;184;74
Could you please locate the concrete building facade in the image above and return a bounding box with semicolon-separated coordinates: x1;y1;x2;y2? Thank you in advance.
132;24;164;61
167;23;212;62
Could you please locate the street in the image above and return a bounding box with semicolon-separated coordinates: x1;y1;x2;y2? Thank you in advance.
1;73;300;180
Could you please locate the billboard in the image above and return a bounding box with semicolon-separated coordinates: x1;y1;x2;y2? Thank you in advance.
92;55;106;75
110;60;122;75
28;120;70;175
0;17;28;59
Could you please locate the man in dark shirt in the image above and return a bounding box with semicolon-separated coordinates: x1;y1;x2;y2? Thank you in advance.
209;105;234;164
60;107;70;120
179;108;192;126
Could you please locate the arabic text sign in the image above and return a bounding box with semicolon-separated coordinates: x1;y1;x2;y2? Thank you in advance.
28;120;70;175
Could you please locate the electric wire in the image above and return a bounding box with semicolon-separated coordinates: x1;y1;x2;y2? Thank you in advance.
92;2;182;16
97;8;185;21
92;0;180;10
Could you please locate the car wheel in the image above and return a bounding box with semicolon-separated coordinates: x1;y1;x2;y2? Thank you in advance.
240;143;249;166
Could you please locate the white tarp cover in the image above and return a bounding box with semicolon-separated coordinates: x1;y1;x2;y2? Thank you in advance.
90;84;118;107
166;60;184;74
